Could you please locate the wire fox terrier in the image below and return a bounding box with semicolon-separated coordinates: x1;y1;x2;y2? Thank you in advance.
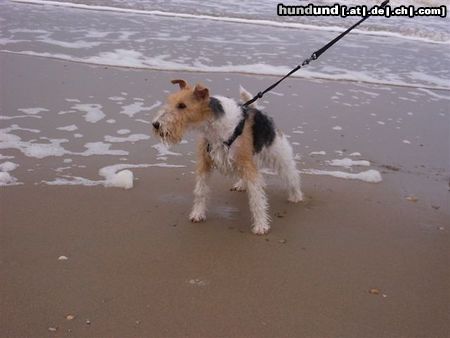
152;79;303;235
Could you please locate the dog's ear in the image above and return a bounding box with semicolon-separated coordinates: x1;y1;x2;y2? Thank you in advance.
193;84;209;100
171;79;188;89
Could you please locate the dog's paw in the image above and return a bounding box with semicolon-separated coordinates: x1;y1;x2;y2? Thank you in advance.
288;191;304;203
230;180;246;192
189;210;206;223
251;224;270;235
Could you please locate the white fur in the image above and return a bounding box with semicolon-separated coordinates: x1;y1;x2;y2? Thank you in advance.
189;172;209;222
188;87;303;234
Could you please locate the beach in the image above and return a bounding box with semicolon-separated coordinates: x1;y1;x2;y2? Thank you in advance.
1;1;449;337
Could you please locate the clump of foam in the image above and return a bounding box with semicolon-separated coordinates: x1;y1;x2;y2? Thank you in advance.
105;169;133;189
302;169;382;183
117;129;130;135
119;101;161;118
349;152;361;157
0;172;15;185
0;161;20;186
0;154;14;160
309;151;326;156
57;124;78;131
104;134;150;143
327;158;370;168
0;161;18;172
332;126;343;131
17;107;49;115
43;163;185;187
71;103;105;123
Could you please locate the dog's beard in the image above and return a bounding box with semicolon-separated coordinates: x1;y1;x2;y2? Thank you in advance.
155;126;183;145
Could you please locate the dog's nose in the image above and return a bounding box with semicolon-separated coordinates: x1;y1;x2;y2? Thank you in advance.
152;121;160;130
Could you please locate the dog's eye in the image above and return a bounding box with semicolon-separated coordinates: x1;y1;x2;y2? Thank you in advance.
177;102;187;109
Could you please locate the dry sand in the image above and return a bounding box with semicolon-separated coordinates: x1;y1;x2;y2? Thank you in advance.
1;53;449;337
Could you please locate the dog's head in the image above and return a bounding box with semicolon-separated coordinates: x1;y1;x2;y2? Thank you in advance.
152;79;210;144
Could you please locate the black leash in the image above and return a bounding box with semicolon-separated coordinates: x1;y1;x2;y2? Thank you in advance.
224;0;389;147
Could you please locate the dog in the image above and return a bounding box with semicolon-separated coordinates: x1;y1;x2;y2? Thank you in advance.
152;79;303;234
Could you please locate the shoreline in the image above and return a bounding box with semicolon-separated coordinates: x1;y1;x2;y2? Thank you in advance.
2;50;449;92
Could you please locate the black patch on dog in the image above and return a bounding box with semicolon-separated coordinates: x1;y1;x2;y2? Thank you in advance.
251;108;276;153
209;97;224;118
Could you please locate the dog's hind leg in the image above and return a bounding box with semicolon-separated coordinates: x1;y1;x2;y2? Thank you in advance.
190;138;213;222
246;173;270;234
269;134;304;203
235;139;270;234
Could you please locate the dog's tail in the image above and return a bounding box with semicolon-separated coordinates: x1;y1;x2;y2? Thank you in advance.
239;85;264;109
239;85;253;105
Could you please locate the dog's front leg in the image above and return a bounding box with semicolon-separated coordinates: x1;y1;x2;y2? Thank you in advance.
190;138;212;223
190;172;210;222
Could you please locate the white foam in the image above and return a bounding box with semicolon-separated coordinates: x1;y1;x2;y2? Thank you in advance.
4;49;449;91
349;152;362;157
43;176;102;186
152;143;181;157
104;134;150;143
12;0;450;45
37;36;101;49
17;107;49;115
0;161;18;172
105;169;133;189
0;125;128;158
309;151;326;156
57;124;78;131
7;124;40;133
81;142;128;156
71;103;105;123
303;169;382;183
135;119;150;124
417;88;450;101
0;161;20;186
0;172;17;185
327;158;370;168
0;154;14;160
108;96;125;101
117;129;130;135
0;115;42;120
332;126;343;131
410;72;450;89
43;163;185;187
119;101;161;118
402;139;411;144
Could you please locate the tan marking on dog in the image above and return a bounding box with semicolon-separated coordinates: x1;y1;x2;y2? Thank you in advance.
234;112;258;181
159;80;212;144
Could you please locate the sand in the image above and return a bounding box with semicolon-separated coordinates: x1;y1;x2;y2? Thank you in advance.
1;52;449;338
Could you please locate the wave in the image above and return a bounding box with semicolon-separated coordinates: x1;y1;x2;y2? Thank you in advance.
12;0;450;45
2;49;449;91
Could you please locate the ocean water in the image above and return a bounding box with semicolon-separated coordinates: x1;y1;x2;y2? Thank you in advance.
0;0;449;89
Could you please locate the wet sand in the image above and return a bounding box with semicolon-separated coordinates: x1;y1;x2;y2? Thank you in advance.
1;53;449;337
